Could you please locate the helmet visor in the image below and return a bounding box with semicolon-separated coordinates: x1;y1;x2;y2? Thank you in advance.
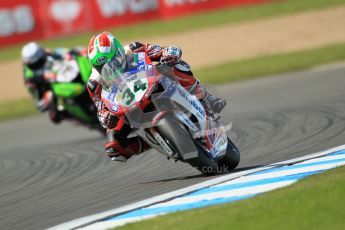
27;55;46;70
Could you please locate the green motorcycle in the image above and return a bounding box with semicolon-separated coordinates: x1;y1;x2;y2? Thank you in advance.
25;54;104;134
51;55;105;133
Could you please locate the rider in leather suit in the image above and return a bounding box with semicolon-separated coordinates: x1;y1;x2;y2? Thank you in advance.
21;42;87;124
87;32;226;162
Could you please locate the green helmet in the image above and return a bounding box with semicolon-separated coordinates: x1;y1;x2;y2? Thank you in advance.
88;31;126;70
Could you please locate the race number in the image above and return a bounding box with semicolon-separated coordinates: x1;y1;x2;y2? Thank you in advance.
133;79;147;92
56;60;79;83
119;73;148;106
122;88;135;105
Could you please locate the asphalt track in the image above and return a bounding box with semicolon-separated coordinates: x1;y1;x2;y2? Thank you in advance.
1;64;345;230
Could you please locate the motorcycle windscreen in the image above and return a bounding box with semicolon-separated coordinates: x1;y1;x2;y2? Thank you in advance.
101;59;149;107
100;58;123;92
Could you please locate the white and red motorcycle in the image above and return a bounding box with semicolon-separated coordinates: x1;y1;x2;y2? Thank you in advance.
101;53;240;175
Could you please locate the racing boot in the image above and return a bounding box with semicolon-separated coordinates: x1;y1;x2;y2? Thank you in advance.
203;90;227;114
106;146;127;162
172;61;227;114
105;128;151;162
190;83;227;114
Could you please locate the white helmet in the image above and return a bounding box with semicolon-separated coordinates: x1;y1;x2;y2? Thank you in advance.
21;42;46;70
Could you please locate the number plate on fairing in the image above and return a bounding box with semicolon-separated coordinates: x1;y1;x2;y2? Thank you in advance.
117;71;148;107
56;60;79;83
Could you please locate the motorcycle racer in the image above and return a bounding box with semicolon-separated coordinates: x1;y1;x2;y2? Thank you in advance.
21;42;88;124
87;31;226;162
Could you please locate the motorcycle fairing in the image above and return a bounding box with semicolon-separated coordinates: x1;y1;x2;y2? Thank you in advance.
157;77;228;159
76;56;92;83
51;83;84;98
101;53;153;115
101;52;228;159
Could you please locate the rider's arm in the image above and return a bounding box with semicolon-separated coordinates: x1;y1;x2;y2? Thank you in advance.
87;69;104;111
129;41;182;65
51;47;87;62
23;65;37;97
23;65;44;102
87;69;118;129
128;42;163;62
23;67;55;112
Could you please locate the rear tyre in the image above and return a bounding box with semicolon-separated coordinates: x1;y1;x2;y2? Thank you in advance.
188;145;219;176
217;138;240;172
156;116;219;176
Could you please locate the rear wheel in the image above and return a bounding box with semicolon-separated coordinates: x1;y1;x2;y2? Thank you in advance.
217;138;240;172
156;116;219;175
189;145;219;175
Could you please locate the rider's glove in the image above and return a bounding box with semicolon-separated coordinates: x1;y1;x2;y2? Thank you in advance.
160;46;182;66
36;91;54;112
98;110;118;129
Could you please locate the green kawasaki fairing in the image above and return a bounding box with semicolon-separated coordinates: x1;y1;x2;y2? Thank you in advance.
77;55;92;83
51;56;94;122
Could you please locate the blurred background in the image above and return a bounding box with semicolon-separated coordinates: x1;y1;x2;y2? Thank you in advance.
0;0;344;118
0;0;263;47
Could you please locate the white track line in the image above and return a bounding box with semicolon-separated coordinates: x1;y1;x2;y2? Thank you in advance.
148;180;295;209
214;160;345;187
79;215;158;230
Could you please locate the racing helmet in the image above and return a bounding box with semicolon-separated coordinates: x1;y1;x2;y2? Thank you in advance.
21;42;47;70
88;31;126;73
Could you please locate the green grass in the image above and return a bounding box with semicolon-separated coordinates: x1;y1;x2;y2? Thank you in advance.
196;43;345;84
1;42;345;122
0;98;38;121
1;0;345;62
116;165;345;230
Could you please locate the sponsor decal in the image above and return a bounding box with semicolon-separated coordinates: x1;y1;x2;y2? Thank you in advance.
208;130;228;158
137;64;145;70
126;74;138;82
144;81;156;98
43;0;89;37
96;56;107;64
96;0;158;17
175;112;198;132
177;87;205;117
111;103;118;112
152;130;174;156
137;52;145;63
50;0;81;24
0;5;35;37
107;92;116;101
147;64;154;76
